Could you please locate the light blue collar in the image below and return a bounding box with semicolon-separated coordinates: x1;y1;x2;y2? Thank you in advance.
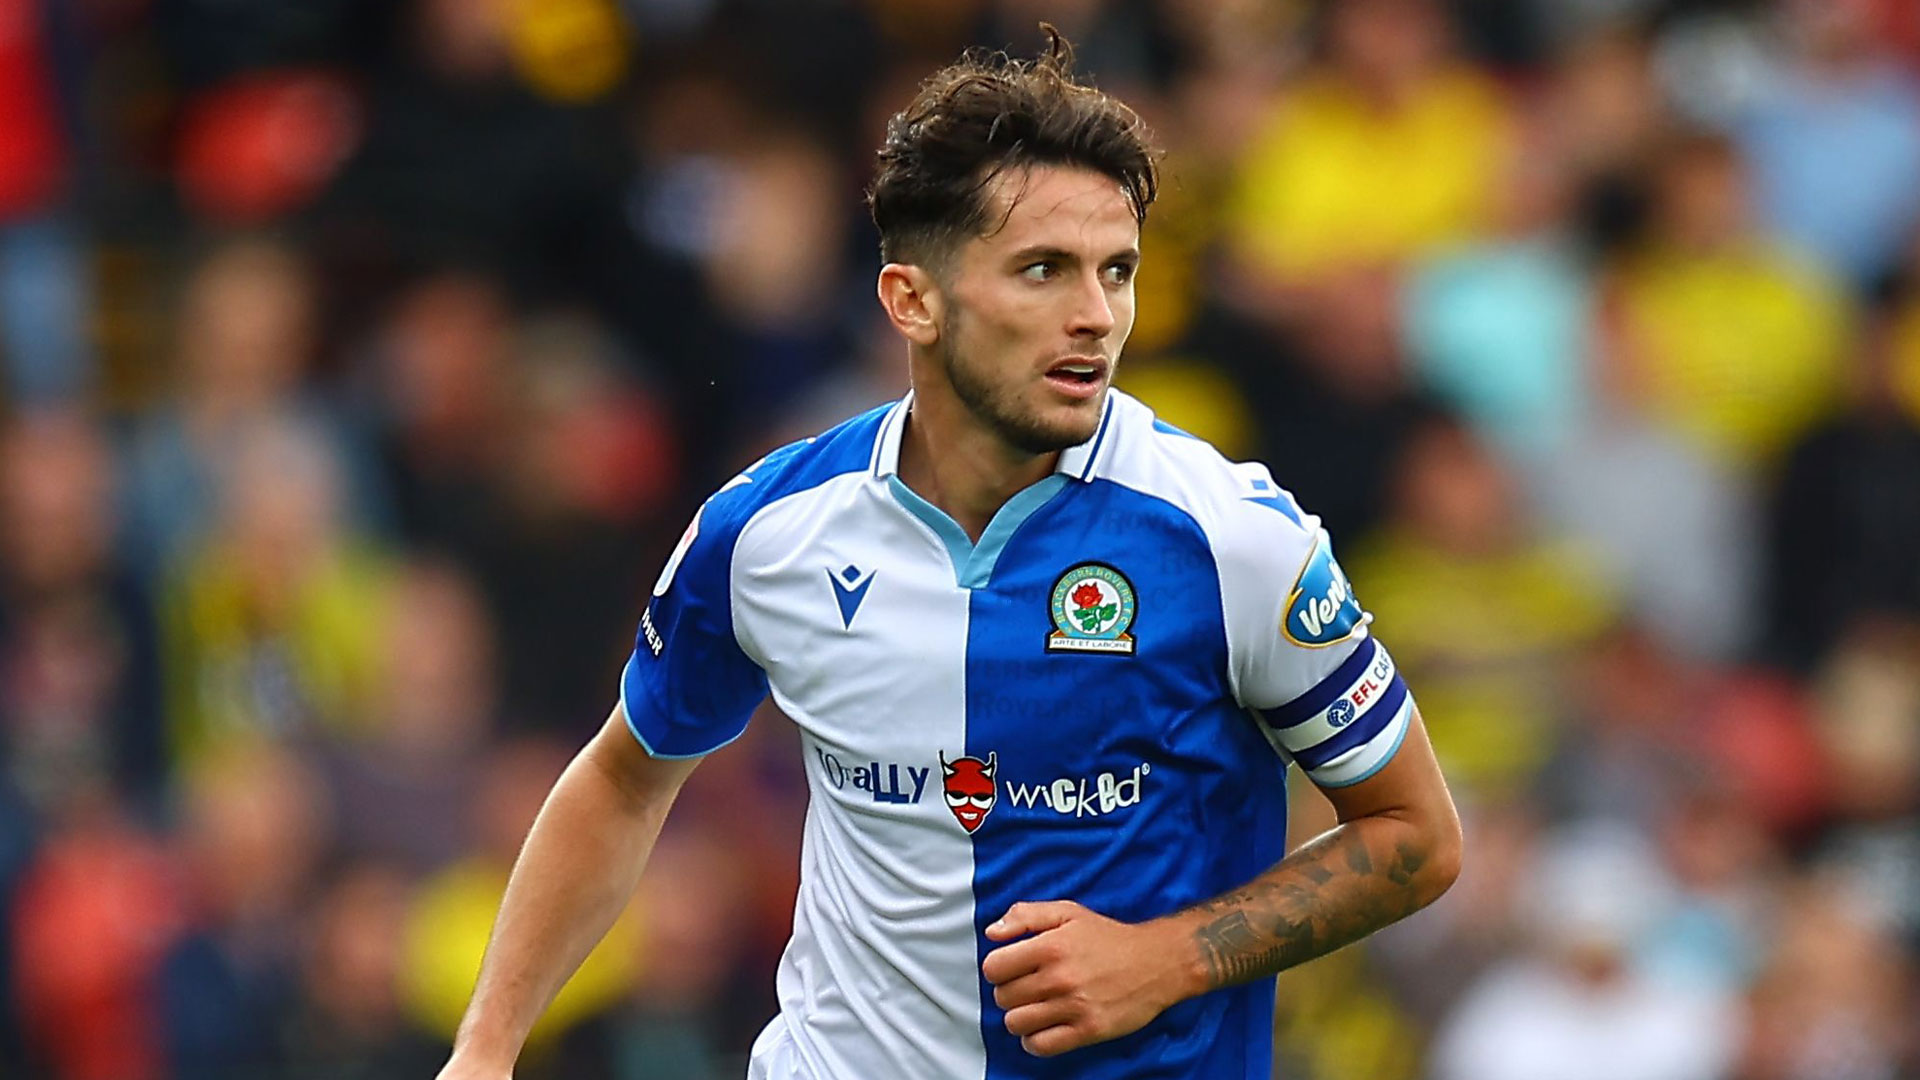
887;472;1070;589
871;391;1117;588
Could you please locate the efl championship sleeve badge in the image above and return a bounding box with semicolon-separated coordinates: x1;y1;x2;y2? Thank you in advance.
1047;563;1137;655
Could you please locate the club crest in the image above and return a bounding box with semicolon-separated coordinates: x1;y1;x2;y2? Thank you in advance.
1046;563;1137;655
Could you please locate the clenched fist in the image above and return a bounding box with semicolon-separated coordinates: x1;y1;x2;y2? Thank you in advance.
980;899;1204;1057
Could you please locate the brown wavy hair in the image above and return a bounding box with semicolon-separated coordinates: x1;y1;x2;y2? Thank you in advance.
867;26;1160;269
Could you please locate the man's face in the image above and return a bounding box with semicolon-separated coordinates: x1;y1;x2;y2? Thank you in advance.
932;165;1140;455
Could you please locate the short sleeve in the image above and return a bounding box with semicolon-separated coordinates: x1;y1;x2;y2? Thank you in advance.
620;489;769;759
1218;474;1414;789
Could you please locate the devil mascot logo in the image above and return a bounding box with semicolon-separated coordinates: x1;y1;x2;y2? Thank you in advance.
939;751;997;834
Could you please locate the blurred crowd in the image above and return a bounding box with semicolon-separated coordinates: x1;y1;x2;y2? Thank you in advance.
1;0;1918;1077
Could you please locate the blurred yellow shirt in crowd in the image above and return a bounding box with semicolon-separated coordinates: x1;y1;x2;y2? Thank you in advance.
506;0;628;102
1128;157;1222;351
401;858;643;1048
162;544;394;766
1619;244;1848;464
1349;534;1613;797
1274;946;1422;1080
1226;69;1511;278
1119;358;1258;461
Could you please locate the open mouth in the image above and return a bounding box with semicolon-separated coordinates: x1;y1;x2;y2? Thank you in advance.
1045;357;1108;394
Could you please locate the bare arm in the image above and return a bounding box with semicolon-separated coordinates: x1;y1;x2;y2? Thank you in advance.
981;705;1461;1057
438;705;700;1079
1176;705;1461;988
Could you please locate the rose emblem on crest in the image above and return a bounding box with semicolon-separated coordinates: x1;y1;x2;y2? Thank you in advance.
1070;581;1119;634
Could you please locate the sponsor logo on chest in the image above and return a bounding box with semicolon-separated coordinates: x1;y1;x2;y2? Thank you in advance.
940;751;997;833
823;745;1158;832
1005;763;1152;818
814;747;930;805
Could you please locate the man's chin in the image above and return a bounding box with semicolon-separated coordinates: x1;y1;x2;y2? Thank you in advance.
1000;417;1100;456
1002;392;1106;454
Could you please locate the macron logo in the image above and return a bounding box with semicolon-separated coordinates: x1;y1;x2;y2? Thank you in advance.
828;564;877;629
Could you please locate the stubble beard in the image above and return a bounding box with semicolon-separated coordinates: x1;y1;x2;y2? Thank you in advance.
939;308;1102;457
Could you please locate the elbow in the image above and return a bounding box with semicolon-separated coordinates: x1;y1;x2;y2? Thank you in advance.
1416;796;1464;909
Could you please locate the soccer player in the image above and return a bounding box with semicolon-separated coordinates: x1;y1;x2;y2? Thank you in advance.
438;31;1461;1080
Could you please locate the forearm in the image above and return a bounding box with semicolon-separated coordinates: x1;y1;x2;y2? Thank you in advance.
447;738;678;1069
1165;809;1459;994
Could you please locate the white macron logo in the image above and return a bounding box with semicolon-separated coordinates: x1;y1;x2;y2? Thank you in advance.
1005;763;1151;818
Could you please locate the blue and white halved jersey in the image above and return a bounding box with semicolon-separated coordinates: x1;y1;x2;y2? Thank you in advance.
621;390;1414;1080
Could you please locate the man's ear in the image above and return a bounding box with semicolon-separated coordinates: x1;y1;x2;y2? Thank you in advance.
877;263;944;347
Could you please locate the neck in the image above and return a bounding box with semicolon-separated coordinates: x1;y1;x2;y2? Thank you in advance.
896;350;1059;541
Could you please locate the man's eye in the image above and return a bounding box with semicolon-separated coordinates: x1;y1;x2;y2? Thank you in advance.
1104;263;1135;286
1022;262;1056;281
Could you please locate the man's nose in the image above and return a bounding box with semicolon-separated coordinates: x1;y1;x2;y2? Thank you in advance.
1066;271;1115;339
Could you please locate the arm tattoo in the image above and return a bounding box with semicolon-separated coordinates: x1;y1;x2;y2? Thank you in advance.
1188;829;1431;990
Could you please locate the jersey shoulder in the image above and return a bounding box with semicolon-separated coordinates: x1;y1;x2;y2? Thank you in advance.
651;402;892;608
697;402;894;538
1094;391;1319;557
1095;392;1362;645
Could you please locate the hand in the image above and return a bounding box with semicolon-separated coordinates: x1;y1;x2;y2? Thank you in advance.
980;900;1201;1058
